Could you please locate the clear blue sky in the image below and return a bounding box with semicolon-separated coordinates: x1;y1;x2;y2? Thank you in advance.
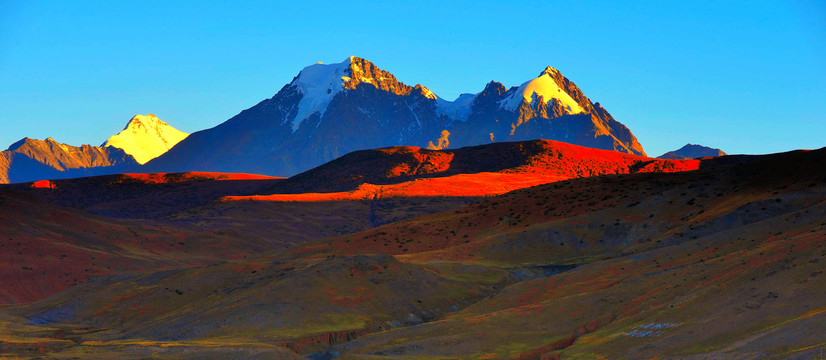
1;0;824;157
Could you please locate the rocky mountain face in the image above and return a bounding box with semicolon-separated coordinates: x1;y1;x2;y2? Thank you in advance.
0;137;137;184
446;67;645;156
102;114;189;164
144;57;646;176
658;143;727;159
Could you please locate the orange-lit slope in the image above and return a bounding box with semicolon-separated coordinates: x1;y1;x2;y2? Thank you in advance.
321;148;826;359
295;147;826;264
223;173;569;201
241;139;698;200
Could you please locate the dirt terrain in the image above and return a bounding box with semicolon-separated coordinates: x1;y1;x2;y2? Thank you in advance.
0;141;823;359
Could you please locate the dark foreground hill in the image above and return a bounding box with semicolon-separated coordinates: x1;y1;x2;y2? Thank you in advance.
0;144;823;359
0;140;689;307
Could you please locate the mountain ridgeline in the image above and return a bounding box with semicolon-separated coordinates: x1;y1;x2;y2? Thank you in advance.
658;143;727;160
0;114;191;184
143;57;646;177
2;58;647;183
0;137;136;184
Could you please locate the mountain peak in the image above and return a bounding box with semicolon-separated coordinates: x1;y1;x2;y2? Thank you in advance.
343;57;411;95
144;58;647;176
288;58;355;131
102;114;188;164
540;65;560;77
6;137;31;151
413;84;437;100
658;144;727;160
500;66;584;114
482;81;507;95
5;137;61;152
123;114;165;130
287;57;422;132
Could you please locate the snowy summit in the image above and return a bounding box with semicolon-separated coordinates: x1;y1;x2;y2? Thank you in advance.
287;56;435;132
102;114;189;164
288;58;354;132
500;66;584;114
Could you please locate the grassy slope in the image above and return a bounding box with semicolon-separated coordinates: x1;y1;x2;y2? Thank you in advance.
320;149;826;359
0;190;279;305
0;145;823;359
279;148;825;359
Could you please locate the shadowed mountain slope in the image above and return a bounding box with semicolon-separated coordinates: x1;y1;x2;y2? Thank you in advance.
0;137;137;184
659;143;727;159
144;57;646;177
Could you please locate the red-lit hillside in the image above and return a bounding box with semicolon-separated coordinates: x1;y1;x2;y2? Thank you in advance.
7;141;698;220
300;148;824;263
260;139;699;196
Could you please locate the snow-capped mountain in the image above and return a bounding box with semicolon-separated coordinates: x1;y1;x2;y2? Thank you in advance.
658;144;727;159
0;137;137;184
143;57;645;176
499;66;585;114
102;114;189;164
442;65;645;156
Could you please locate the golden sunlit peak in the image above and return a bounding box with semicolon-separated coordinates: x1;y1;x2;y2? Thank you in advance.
501;66;584;114
316;62;323;64
127;114;163;129
103;114;189;164
415;84;437;100
540;65;560;77
131;114;159;120
346;56;371;66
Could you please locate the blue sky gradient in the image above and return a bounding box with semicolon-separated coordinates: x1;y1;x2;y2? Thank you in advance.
1;0;824;157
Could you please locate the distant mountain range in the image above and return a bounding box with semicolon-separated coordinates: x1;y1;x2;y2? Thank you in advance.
0;114;186;184
2;57;726;183
0;137;136;184
658;143;726;159
141;56;645;176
